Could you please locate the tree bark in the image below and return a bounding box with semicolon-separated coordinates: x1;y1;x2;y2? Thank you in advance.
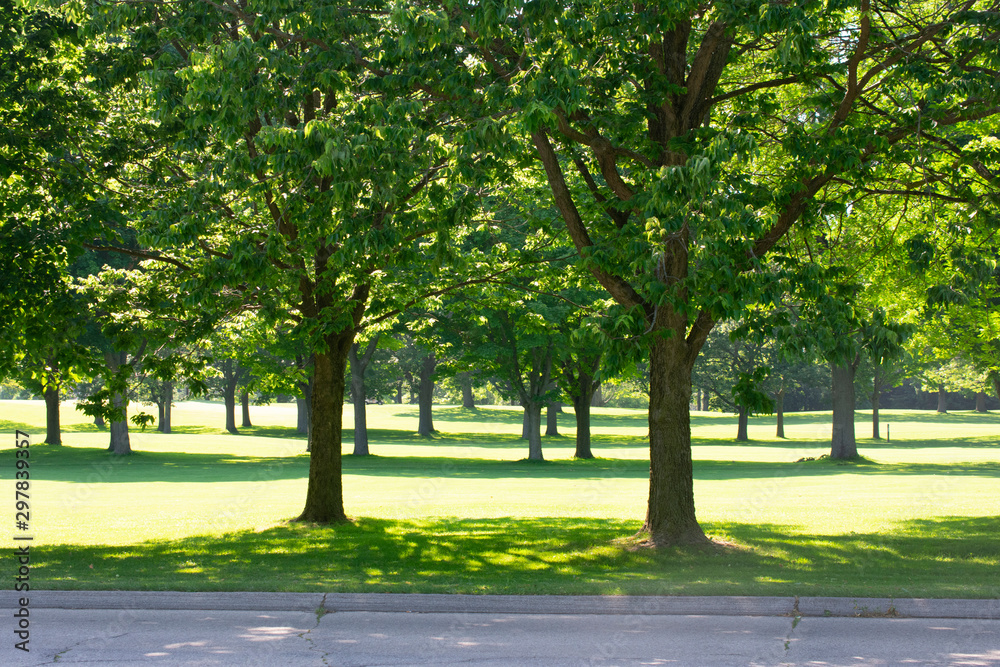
222;360;238;434
936;387;948;413
546;401;560;436
417;352;436;436
349;336;380;456
643;333;706;545
775;388;785;438
736;405;749;441
44;384;61;445
976;391;988;413
296;356;314;449
570;360;599;459
572;394;594;459
296;332;352;524
94;413;105;429
458;371;476;409
831;362;857;459
105;351;131;456
241;389;252;427
521;410;530;439
159;382;173;434
350;368;369;455
524;402;544;460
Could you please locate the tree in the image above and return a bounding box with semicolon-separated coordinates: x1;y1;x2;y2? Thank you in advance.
79;1;506;521
444;0;1000;544
348;333;380;455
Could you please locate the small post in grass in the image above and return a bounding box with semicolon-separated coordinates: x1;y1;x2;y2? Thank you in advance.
887;424;890;442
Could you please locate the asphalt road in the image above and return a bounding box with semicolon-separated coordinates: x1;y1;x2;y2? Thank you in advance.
3;593;998;666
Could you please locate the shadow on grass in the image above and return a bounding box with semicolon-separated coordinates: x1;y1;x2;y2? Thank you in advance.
35;516;1000;598
8;444;998;484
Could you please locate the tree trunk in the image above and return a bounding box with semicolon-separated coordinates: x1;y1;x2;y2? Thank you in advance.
296;396;309;434
521;410;530;439
162;382;172;434
642;333;707;546
105;351;132;455
830;362;857;459
775;388;785;438
976;391;987;413
417;352;436;436
459;372;476;409
241;389;252;427
394;382;403;404
936;387;948;413
524;402;544;460
94;413;105;429
296;381;314;451
222;360;238;434
156;399;165;432
736;405;749;441
44;384;61;445
872;385;881;440
351;362;369;456
349;337;380;455
572;393;595;459
546;401;560;436
296;333;352;524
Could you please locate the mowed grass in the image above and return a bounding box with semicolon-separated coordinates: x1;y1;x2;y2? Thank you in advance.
1;399;998;598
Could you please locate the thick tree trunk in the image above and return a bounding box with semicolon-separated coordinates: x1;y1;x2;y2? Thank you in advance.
642;334;706;546
830;363;857;459
521;410;530;439
976;391;987;413
736;405;749;441
224;385;237;433
936;387;948;413
105;351;132;455
156;382;173;434
241;389;252;428
394;382;403;404
351;367;369;456
417;352;436;436
44;384;61;445
296;334;352;524
775;388;785;438
458;372;476;409
524;402;544;460
94;413;106;429
572;394;594;459
546;401;560;436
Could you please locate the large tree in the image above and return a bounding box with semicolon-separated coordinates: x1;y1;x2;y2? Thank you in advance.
79;0;505;521
438;0;1000;544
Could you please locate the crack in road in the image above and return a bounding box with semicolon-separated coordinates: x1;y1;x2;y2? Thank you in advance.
784;596;802;653
299;592;332;665
41;632;131;665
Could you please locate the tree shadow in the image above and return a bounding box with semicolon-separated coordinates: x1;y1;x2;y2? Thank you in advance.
13;444;997;484
33;516;1000;598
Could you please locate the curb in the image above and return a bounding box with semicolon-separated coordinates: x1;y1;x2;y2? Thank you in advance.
15;591;1000;619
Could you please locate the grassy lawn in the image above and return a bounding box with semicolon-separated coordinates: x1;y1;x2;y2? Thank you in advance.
1;399;998;598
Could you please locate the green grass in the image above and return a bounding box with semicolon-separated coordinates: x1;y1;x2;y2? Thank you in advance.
2;399;999;598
